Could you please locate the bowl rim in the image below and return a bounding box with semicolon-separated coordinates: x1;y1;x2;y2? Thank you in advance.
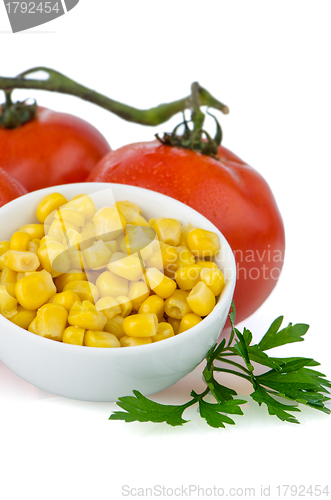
0;182;236;357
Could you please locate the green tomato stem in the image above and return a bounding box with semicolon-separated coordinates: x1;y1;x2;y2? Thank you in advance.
0;67;229;127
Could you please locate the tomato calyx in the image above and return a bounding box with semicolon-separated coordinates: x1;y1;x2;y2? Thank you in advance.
156;110;223;157
0;91;37;129
156;82;224;157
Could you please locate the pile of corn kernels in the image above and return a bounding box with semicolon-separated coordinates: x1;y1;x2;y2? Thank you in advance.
0;192;225;347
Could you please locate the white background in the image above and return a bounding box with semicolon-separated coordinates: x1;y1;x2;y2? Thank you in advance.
1;2;331;499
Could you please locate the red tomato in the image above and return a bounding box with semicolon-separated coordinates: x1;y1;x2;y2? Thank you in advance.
88;141;285;325
0;107;111;192
0;167;28;207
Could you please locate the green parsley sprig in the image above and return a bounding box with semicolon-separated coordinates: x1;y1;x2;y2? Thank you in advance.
109;303;331;428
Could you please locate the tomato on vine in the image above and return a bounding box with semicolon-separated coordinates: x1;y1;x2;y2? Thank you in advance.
0;89;111;192
0;167;28;207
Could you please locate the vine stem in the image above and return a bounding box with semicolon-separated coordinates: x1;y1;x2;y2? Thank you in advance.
0;67;229;127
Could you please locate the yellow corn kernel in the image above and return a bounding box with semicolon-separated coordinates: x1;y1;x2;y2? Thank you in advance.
153;218;181;246
0;285;18;318
68;250;85;271
31;303;68;341
62;228;83;250
128;280;150;310
186;228;220;258
84;330;120;348
96;271;129;298
143;242;165;270
27;318;38;334
15;270;56;310
10;231;30;251
178;313;202;333
0;267;17;284
179;223;196;246
105;240;118;254
161;244;178;273
175;264;201;291
152;322;175;342
200;268;225;296
104;314;125;338
28;241;39;254
63;280;99;303
164;290;192;319
40;235;62;246
120;226;156;259
2;250;40;272
21;271;39;277
187;281;216;316
16;272;25;281
122;313;158;338
0;241;10;257
38;241;70;276
47;218;80;241
138;295;165;321
141;239;161;264
148;218;160;227
80;220;96;242
116;296;132;317
115;235;125;249
94;207;127;241
83;240;112;270
166;316;181;335
4;283;16;298
107;252;143;281
195;260;218;270
127;213;150;227
115;201;141;216
36;193;68;223
175;246;196;268
68;300;107;330
54;270;87;292
9;305;37;329
19;224;45;241
0;243;10;271
66;194;96;221
49;290;81;311
62;326;85;346
145;268;176;299
54;207;85;229
120;336;152;347
95;296;122;320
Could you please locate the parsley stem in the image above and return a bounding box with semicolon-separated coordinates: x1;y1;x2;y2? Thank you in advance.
216;357;252;376
198;387;210;399
213;367;251;381
191;387;210;400
217;351;237;356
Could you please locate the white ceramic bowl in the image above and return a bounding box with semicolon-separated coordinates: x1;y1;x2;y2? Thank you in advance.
0;183;236;402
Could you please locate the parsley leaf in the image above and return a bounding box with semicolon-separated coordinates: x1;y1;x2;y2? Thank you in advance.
108;390;197;426
198;398;246;428
109;305;331;429
251;384;301;423
258;317;309;351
